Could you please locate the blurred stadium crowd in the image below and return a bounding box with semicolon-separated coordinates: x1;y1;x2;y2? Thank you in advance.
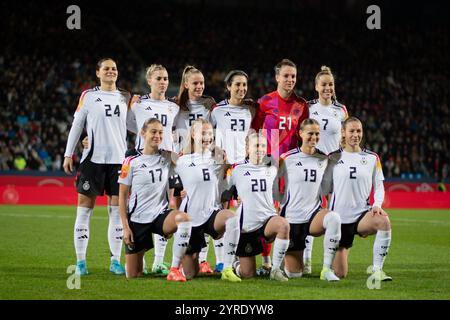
1;1;448;181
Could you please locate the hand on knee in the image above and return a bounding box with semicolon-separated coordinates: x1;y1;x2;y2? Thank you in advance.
376;216;391;231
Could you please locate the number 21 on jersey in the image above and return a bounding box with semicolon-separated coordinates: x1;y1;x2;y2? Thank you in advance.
279;116;292;130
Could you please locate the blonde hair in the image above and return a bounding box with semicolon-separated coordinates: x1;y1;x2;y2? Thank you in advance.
245;130;266;156
145;64;167;80
182;118;213;155
177;65;203;111
315;65;337;101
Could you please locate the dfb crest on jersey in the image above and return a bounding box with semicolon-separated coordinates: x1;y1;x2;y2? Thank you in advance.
317;160;324;168
265;168;272;177
361;157;368;165
82;181;90;191
333;110;338;118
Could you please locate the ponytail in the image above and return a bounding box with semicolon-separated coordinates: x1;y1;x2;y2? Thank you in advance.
315;65;337;101
177;65;203;111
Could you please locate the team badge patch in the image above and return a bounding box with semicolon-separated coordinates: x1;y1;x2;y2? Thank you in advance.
361;157;368;165
317;160;324;168
82;181;90;191
120;164;130;179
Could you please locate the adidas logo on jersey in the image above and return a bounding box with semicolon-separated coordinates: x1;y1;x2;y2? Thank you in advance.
244;171;251;176
145;106;152;111
337;160;344;164
188;163;196;167
295;161;303;166
224;112;231;116
312;111;319;115
95;98;102;102
140;164;147;168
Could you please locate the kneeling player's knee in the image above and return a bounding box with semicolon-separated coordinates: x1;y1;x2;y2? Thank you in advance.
126;271;140;279
277;219;290;236
175;212;191;223
225;214;239;229
323;211;341;229
376;216;391;231
239;269;255;279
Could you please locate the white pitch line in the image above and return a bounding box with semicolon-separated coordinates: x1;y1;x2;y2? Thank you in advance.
392;218;450;226
0;213;107;220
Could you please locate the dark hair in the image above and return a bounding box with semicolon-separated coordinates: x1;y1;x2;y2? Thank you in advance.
274;59;296;75
299;118;320;131
178;65;203;111
141;118;163;132
224;70;248;87
96;58;116;71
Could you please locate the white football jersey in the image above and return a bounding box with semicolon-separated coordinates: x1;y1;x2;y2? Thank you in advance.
175;152;225;227
118;151;173;224
228;161;278;233
130;94;179;152
211;100;253;164
279;148;328;223
173;99;211;153
308;100;348;154
322;149;385;223
64;87;131;164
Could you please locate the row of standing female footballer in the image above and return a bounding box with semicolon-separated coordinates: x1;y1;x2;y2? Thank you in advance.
63;58;392;283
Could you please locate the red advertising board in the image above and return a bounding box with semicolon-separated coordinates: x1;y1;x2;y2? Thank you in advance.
0;175;449;208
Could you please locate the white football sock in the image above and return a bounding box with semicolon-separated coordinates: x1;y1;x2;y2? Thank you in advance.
214;238;224;265
199;234;209;263
107;206;123;262
272;238;290;270
171;221;192;268
373;230;391;272
303;235;314;261
223;216;240;269
284;267;303;278
74;207;92;261
153;234;168;267
322;211;341;269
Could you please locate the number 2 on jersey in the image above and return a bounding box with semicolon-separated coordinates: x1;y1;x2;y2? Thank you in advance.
349;166;357;179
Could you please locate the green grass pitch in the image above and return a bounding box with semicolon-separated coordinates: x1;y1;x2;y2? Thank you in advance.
1;205;449;300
